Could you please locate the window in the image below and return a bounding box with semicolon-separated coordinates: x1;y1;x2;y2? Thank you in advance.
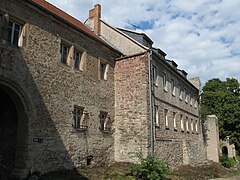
194;96;198;108
195;120;198;132
180;115;184;131
73;106;87;130
99;111;110;132
164;109;168;128
155;106;159;127
173;112;177;130
153;65;157;86
190;94;193;106
185;89;188;103
179;84;183;100
60;44;69;64
99;62;107;80
186;117;189;132
163;73;167;91
74;50;81;69
171;79;175;96
191;118;194;132
8;20;21;46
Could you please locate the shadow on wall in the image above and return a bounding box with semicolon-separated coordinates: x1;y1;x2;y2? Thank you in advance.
0;43;87;179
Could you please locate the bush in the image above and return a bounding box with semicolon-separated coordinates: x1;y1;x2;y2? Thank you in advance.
130;155;169;180
219;155;237;168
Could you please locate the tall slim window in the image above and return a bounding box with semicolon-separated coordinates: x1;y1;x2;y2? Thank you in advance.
194;96;198;108
163;73;167;91
73;106;86;129
60;44;69;64
173;112;177;130
100;62;107;80
153;65;157;86
191;118;194;132
155;106;159;127
74;50;81;69
186;117;189;132
180;114;184;131
171;79;175;96
195;120;198;132
99;111;110;132
164;109;168;128
179;84;183;100
8;21;21;46
190;94;193;106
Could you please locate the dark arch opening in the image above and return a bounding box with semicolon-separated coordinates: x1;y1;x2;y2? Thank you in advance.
0;89;18;177
222;146;228;156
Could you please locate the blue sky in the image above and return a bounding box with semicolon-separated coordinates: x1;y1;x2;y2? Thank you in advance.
46;0;240;85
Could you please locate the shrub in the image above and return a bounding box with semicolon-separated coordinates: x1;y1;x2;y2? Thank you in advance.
219;155;237;168
130;155;169;180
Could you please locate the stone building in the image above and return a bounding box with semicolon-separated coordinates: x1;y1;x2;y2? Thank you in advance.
0;0;206;179
85;4;206;166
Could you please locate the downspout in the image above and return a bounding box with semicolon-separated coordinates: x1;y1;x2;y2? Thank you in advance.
148;49;154;156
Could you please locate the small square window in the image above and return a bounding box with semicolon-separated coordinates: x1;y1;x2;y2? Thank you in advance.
73;106;87;130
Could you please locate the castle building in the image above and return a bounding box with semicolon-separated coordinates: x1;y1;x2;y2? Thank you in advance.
0;0;206;178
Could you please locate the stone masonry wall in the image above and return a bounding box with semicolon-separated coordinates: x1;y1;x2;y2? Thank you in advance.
114;53;150;162
0;0;120;177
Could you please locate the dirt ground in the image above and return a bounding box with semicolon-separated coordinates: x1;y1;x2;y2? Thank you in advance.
38;161;240;180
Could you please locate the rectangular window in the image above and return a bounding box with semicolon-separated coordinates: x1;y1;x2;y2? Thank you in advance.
185;89;188;103
195;120;198;132
153;65;157;86
73;106;87;130
179;84;183;100
100;62;107;80
173;112;177;130
191;118;194;132
155;106;159;127
186;117;189;132
190;94;193;106
163;73;167;91
74;50;81;69
164;109;168;128
180;114;184;131
171;79;175;96
99;111;110;132
194;96;198;108
8;20;21;46
60;44;69;64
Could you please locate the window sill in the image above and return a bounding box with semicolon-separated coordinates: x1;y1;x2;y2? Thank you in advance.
174;128;177;131
74;128;88;132
181;129;184;132
165;127;170;130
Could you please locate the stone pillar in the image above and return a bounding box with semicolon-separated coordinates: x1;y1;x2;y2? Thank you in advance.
204;115;220;162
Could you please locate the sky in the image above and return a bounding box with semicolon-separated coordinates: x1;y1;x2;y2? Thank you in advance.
46;0;240;85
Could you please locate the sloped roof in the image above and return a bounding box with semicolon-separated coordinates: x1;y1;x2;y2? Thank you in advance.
31;0;118;52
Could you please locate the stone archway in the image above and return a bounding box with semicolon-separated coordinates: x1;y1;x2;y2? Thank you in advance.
0;79;32;178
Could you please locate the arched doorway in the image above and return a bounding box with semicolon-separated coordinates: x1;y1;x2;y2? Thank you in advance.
0;89;18;177
0;81;30;178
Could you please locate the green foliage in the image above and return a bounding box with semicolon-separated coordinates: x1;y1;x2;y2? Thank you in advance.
201;78;240;153
130;155;169;180
219;155;237;168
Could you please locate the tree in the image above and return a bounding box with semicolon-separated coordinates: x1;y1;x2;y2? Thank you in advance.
201;78;240;153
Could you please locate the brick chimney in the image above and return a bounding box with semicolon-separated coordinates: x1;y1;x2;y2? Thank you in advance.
89;4;101;35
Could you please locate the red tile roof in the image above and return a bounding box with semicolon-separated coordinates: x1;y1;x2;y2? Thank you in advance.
31;0;108;46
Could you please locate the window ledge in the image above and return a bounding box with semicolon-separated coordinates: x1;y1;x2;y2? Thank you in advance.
181;129;184;132
74;127;88;132
165;127;170;130
174;128;177;131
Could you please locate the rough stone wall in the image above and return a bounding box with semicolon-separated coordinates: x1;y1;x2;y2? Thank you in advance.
0;0;119;177
204;115;220;162
114;53;150;162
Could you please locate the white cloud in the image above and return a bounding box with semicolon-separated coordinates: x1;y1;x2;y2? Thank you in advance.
46;0;240;85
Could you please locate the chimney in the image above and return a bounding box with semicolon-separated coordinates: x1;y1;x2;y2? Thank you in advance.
89;4;101;35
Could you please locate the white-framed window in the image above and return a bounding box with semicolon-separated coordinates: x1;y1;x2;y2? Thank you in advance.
154;105;159;127
191;118;194;132
73;106;87;130
163;72;167;92
99;111;110;132
173;112;177;130
60;44;69;64
164;109;168;128
195;120;198;132
8;20;22;46
171;79;175;96
179;84;183;100
180;114;184;131
153;65;157;86
74;50;81;69
186;116;189;132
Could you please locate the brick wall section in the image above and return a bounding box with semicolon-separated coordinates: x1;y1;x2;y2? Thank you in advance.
114;53;150;162
0;0;120;177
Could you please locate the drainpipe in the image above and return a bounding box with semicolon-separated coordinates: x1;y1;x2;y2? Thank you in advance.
148;49;154;156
